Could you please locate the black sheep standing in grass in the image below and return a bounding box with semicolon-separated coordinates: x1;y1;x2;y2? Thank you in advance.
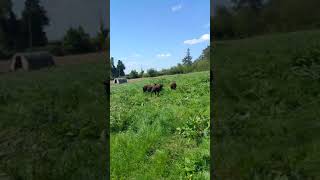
143;84;150;92
151;84;163;96
170;81;177;90
143;84;155;93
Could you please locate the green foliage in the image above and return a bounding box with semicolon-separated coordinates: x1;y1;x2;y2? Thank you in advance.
128;70;139;79
0;0;28;54
214;0;320;39
146;68;158;77
116;60;125;77
0;62;107;179
93;21;108;52
176;115;210;144
0;0;12;17
21;0;50;47
213;30;320;179
292;44;320;67
291;44;320;80
111;71;210;179
62;26;94;54
182;48;193;66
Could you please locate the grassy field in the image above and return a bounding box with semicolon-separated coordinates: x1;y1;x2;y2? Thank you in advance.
0;62;107;179
111;71;210;179
213;30;320;179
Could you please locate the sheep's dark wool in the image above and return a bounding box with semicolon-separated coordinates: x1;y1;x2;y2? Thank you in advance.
151;84;163;96
143;84;154;92
143;85;149;92
147;85;153;92
170;82;177;90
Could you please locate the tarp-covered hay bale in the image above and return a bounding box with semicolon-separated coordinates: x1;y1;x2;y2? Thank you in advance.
114;78;127;84
10;52;55;71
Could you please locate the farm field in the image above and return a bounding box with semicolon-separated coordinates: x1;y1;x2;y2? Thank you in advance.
0;61;107;179
111;71;210;179
213;30;320;179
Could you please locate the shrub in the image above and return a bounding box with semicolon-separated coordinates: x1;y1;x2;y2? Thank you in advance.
128;70;139;79
62;26;95;54
176;115;210;144
147;68;158;77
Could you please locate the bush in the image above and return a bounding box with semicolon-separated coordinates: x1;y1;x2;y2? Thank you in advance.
62;26;95;54
147;68;158;77
176;115;210;144
128;70;139;79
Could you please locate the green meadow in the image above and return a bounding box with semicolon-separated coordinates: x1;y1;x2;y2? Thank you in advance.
0;62;107;180
111;71;210;179
213;30;320;179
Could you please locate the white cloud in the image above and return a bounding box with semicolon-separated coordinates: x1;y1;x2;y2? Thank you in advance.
157;53;171;58
171;4;182;12
183;33;210;45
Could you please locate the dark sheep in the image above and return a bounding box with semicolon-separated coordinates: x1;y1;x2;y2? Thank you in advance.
170;81;177;90
143;84;155;93
151;84;163;96
143;85;149;92
147;85;154;92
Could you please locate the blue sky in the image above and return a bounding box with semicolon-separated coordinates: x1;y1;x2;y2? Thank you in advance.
111;0;210;74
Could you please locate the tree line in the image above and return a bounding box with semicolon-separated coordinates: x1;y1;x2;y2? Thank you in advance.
110;46;210;79
213;0;320;40
0;0;109;60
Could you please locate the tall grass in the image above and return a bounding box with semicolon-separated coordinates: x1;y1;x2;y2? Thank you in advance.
213;30;320;179
111;71;210;179
0;62;107;179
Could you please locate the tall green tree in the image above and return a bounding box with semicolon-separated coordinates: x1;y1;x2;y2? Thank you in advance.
214;6;234;39
0;0;12;49
128;70;139;79
21;0;49;47
96;19;109;51
3;11;21;50
110;57;118;78
182;48;193;66
147;68;158;77
0;0;11;17
116;60;125;77
62;26;93;54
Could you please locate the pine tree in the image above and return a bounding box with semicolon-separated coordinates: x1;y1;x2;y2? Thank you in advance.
110;57;118;78
21;0;50;47
182;48;193;66
116;60;126;77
